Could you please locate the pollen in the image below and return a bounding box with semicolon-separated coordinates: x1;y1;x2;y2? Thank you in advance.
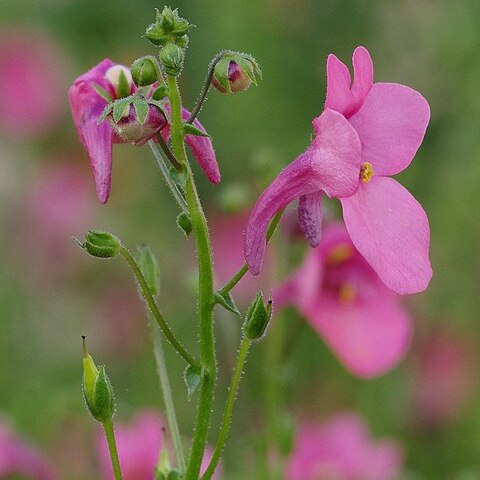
338;283;357;304
326;243;354;266
360;162;374;183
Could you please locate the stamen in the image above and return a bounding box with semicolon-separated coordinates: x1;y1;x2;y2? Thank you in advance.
326;243;354;266
338;283;356;304
360;162;374;183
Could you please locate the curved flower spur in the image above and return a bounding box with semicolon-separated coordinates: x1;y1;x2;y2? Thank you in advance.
245;46;432;295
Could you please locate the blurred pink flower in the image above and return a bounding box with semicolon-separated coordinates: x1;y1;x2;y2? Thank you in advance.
0;418;58;479
413;328;476;428
326;46;431;295
0;29;65;138
211;211;272;305
275;223;411;377
69;59;219;203
286;413;403;480
97;410;221;479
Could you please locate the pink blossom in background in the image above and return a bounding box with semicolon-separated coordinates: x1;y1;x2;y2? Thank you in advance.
275;223;411;377
69;60;219;203
326;46;432;295
0;417;58;480
0;29;65;138
211;211;272;305
97;410;221;479
412;328;475;428
286;413;403;480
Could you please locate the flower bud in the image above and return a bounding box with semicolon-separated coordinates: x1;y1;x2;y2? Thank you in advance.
160;44;185;77
212;52;261;94
131;56;161;87
136;245;160;297
83;231;121;258
82;337;115;423
104;65;133;99
145;7;191;47
243;292;272;340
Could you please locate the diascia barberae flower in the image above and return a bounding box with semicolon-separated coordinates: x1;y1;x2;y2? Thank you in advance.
245;46;432;295
69;59;219;204
275;223;411;377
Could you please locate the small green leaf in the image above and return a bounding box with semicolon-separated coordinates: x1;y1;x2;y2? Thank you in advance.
169;166;186;190
117;69;131;98
112;98;131;123
97;104;113;125
184;365;201;399
214;57;232;93
183;123;210;138
214;291;241;316
133;98;149;125
177;212;192;236
136;245;160;297
152;85;169;100
92;83;113;102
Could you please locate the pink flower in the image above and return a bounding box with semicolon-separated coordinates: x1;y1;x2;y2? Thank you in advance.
412;328;475;428
286;413;403;480
69;59;219;203
245;108;363;275
0;29;65;138
275;223;411;377
245;46;431;296
0;418;59;479
326;46;431;295
97;410;221;479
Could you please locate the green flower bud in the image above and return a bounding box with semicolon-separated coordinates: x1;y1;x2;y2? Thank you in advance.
243;292;272;340
145;7;191;47
131;56;161;87
82;337;115;423
160;44;185;77
212;52;262;94
82;231;122;258
136;245;160;297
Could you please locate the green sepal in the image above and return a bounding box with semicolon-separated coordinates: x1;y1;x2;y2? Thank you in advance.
97;103;113;125
214;57;232;93
235;55;259;86
177;212;192;237
117;69;131;98
132;97;149;125
243;292;272;340
112;98;132;123
184;365;202;399
136;245;160;297
82;230;122;258
152;85;169;101
92;366;115;423
214;291;241;316
147;99;168;120
183;123;210;138
92;83;113;102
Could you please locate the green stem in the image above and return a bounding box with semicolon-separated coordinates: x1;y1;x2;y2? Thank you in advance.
201;336;251;480
103;419;123;480
120;246;200;370
187;51;227;124
150;315;186;473
167;74;217;480
218;207;285;296
148;139;188;212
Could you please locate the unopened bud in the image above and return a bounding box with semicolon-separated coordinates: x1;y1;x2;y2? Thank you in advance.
160;44;185;77
243;292;272;340
104;65;133;99
136;245;160;297
131;56;161;87
82;231;121;258
212;52;261;94
145;7;191;48
81;337;115;423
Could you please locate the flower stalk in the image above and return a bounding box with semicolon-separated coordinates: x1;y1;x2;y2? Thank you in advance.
103;419;124;480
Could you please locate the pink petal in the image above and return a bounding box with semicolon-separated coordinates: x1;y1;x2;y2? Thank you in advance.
81;119;113;203
245;109;362;275
303;287;412;377
341;176;432;295
162;105;221;184
324;46;373;118
349;82;430;176
298;191;323;247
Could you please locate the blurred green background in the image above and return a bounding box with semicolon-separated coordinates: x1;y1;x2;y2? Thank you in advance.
1;0;480;478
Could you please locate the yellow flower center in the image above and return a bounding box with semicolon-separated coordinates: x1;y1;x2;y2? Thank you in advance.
325;243;354;266
338;283;357;304
360;161;374;183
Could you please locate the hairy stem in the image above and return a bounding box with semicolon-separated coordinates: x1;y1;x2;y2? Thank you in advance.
120;246;200;370
218;207;285;296
150;315;186;473
103;419;123;480
167;74;217;480
201;336;251;480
